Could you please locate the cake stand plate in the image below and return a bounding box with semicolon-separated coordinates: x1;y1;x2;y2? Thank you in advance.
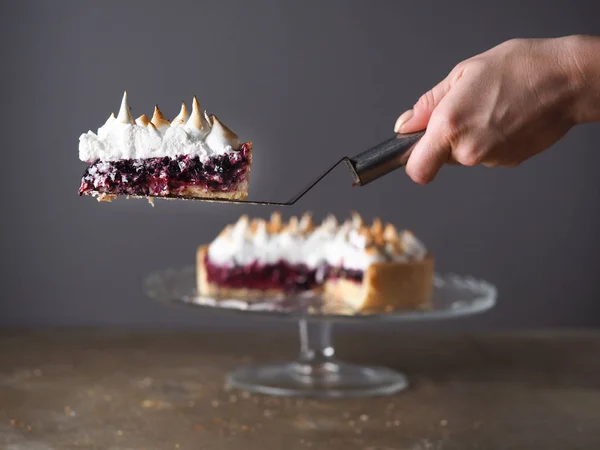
143;267;497;398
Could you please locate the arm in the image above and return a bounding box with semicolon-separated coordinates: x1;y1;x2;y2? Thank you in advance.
395;35;600;184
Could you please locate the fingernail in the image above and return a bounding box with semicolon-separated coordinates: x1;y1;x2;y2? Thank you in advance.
394;109;414;133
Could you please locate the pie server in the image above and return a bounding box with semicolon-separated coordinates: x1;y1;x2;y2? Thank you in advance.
148;131;424;206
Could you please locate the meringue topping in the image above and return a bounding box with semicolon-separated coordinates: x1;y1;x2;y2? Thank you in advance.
116;91;134;124
350;211;363;228
217;224;233;240
103;112;116;126
299;213;314;232
371;218;383;236
207;213;428;270
357;226;374;247
383;223;398;242
171;102;189;126
78;92;246;162
151;105;171;131
269;211;283;233
134;115;159;134
135;114;151;127
286;216;300;233
250;218;266;234
185;96;210;138
400;231;427;260
321;214;338;230
235;215;250;232
255;220;268;240
205;115;240;151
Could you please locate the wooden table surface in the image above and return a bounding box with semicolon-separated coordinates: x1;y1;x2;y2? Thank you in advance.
1;328;599;450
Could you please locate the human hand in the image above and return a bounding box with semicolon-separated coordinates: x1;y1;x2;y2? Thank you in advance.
395;36;599;184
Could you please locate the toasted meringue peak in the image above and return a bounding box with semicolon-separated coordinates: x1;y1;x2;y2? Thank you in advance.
135;114;151;127
319;214;338;232
171;101;189;126
383;223;398;242
371;219;384;245
151;105;171;129
350;211;363;228
255;220;268;238
387;240;405;256
206;115;241;150
365;246;383;257
249;218;267;234
371;218;383;235
269;211;283;233
204;110;212;126
116;91;135;124
286;216;300;233
321;214;338;229
218;224;233;239
358;225;373;242
401;230;415;243
249;219;258;233
299;213;314;232
185;96;210;137
335;224;351;241
400;230;427;259
103;112;116;126
232;214;249;234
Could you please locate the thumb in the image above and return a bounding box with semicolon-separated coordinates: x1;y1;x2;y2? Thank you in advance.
394;75;455;134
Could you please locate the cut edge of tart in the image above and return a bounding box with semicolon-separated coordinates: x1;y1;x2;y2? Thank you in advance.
321;256;434;314
78;92;252;203
196;212;434;314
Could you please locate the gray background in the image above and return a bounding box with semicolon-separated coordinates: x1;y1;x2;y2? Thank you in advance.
1;0;600;331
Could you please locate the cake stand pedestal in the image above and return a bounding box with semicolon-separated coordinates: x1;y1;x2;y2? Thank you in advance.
144;267;496;398
227;320;407;397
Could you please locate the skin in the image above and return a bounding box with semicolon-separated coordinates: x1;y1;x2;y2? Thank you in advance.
395;35;600;184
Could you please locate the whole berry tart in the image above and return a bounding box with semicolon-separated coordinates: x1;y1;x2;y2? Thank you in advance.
197;212;433;313
78;92;251;202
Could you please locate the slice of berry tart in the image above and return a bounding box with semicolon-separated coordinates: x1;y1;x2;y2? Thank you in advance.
78;92;252;202
197;212;433;313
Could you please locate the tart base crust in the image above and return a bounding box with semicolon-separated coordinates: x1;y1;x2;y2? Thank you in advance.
91;182;249;203
323;256;434;313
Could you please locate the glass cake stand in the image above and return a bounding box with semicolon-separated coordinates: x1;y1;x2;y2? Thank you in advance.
143;266;497;398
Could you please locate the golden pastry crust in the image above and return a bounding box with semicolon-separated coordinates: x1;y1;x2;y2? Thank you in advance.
179;177;250;200
95;193;118;202
323;255;434;313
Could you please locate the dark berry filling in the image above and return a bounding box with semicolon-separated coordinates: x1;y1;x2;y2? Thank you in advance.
204;254;364;293
78;143;251;197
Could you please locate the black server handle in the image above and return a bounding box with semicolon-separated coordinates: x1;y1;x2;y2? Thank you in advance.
345;131;425;186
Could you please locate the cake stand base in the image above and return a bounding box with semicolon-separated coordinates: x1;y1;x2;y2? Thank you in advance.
226;361;408;398
226;320;408;398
